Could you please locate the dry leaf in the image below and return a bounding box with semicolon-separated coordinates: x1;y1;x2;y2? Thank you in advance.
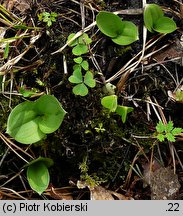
3;0;16;11
90;186;114;200
77;180;130;200
47;186;73;200
14;0;31;13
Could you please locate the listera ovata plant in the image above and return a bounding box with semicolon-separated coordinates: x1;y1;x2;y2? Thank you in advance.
96;4;176;46
144;4;177;34
96;11;139;45
6;95;66;144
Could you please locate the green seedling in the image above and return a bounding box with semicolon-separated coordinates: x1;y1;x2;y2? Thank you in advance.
144;4;177;34
25;157;53;195
156;120;183;142
38;12;58;27
69;68;96;96
101;95;134;123
67;33;92;56
96;11;138;45
6;95;66;144
94;123;106;133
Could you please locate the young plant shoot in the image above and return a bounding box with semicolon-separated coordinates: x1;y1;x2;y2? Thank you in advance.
101;95;134;123
96;11;139;45
156;120;183;142
25;157;54;195
6;95;66;144
144;4;177;33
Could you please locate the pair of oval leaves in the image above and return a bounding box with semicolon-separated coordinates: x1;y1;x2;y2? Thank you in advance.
144;4;177;33
96;11;139;45
96;5;176;45
6;95;66;144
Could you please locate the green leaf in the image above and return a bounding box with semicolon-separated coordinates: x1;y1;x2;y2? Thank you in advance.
50;12;58;18
25;157;54;168
19;87;37;97
175;90;183;101
165;121;174;133
6;102;45;144
101;95;117;112
165;132;175;142
73;83;88;96
67;33;78;47
27;162;50;195
6;95;66;144
68;69;83;84
73;64;81;72
38;13;43;21
35;95;66;134
47;20;52;27
4;43;9;59
81;60;89;71
84;71;96;88
115;105;134;123
74;57;83;64
157;133;165;142
171;128;183;136
42;12;50;18
144;4;164;32
78;33;92;45
112;21;138;45
96;11;123;38
72;44;88;56
156;121;165;133
153;17;177;33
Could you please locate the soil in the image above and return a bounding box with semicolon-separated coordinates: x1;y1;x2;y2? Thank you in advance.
0;0;183;200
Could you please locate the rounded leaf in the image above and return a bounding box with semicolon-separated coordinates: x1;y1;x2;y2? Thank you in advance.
144;4;164;32
73;83;88;96
27;162;50;195
38;114;65;134
66;33;77;47
78;33;92;45
36;95;66;134
101;95;117;112
84;71;96;88
153;17;177;33
81;60;89;71
72;44;88;56
112;21;138;45
6;95;66;144
68;69;83;84
74;57;83;64
96;11;123;38
6;102;45;144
